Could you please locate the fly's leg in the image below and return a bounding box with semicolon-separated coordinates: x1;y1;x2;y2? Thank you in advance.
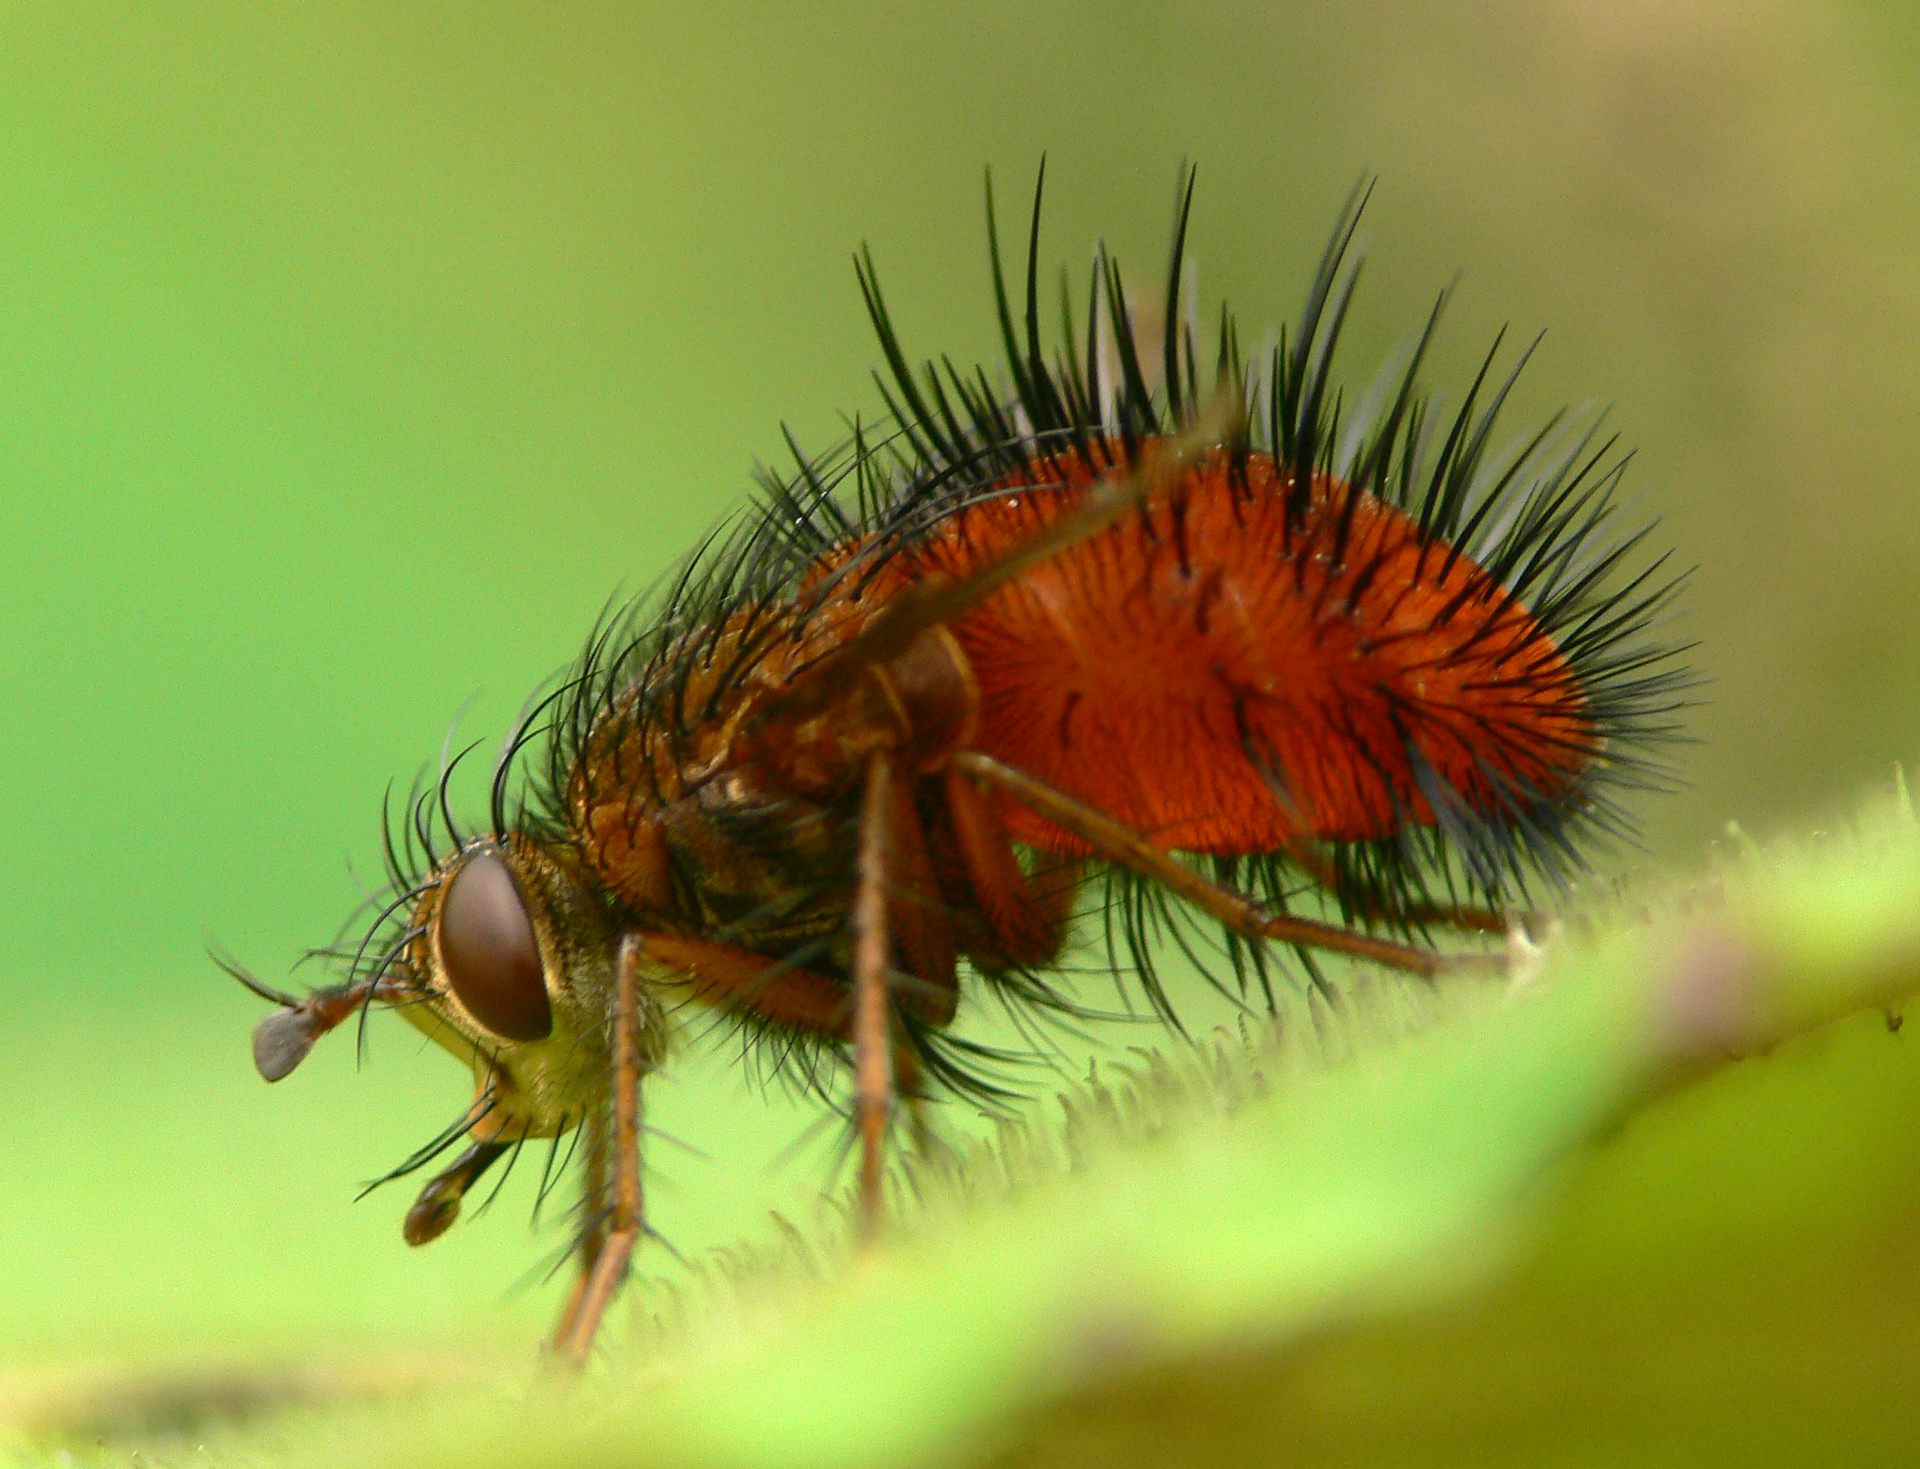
543;907;944;1360
557;933;646;1365
642;931;957;1032
1280;842;1527;938
645;925;943;1184
877;757;958;1024
942;764;1082;969
851;751;899;1240
956;751;1502;978
755;400;1237;728
549;1107;608;1355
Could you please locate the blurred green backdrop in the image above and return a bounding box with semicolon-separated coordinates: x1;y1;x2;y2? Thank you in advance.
3;0;1918;1380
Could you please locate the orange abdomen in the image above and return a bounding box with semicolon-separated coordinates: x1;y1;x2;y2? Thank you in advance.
886;449;1595;854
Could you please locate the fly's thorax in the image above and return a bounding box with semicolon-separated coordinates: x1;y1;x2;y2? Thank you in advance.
399;831;666;1139
566;609;981;945
575;767;858;951
562;610;796;914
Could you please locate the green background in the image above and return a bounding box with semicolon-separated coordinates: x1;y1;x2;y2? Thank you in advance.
3;0;1917;1384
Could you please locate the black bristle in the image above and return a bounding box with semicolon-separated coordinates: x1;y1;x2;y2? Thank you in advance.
316;166;1694;1160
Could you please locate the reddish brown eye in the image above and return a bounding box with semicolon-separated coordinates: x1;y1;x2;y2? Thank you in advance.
438;853;552;1041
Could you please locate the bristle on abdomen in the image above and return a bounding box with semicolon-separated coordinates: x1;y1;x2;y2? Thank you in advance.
867;445;1593;855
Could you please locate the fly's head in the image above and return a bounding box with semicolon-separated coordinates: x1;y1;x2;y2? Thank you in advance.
392;831;648;1142
228;819;666;1247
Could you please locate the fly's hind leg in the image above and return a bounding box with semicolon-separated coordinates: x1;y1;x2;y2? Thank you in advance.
941;765;1082;971
956;751;1503;978
1281;841;1530;939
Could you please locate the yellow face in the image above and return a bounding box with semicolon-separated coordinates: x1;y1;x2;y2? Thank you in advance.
397;833;647;1143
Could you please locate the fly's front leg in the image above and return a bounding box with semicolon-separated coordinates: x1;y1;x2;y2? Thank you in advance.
549;1107;608;1355
557;933;646;1365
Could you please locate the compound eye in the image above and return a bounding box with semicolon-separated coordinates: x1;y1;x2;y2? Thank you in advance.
438;853;552;1041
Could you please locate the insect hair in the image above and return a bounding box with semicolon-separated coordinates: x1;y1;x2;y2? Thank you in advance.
519;167;1687;1041
338;165;1693;1147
